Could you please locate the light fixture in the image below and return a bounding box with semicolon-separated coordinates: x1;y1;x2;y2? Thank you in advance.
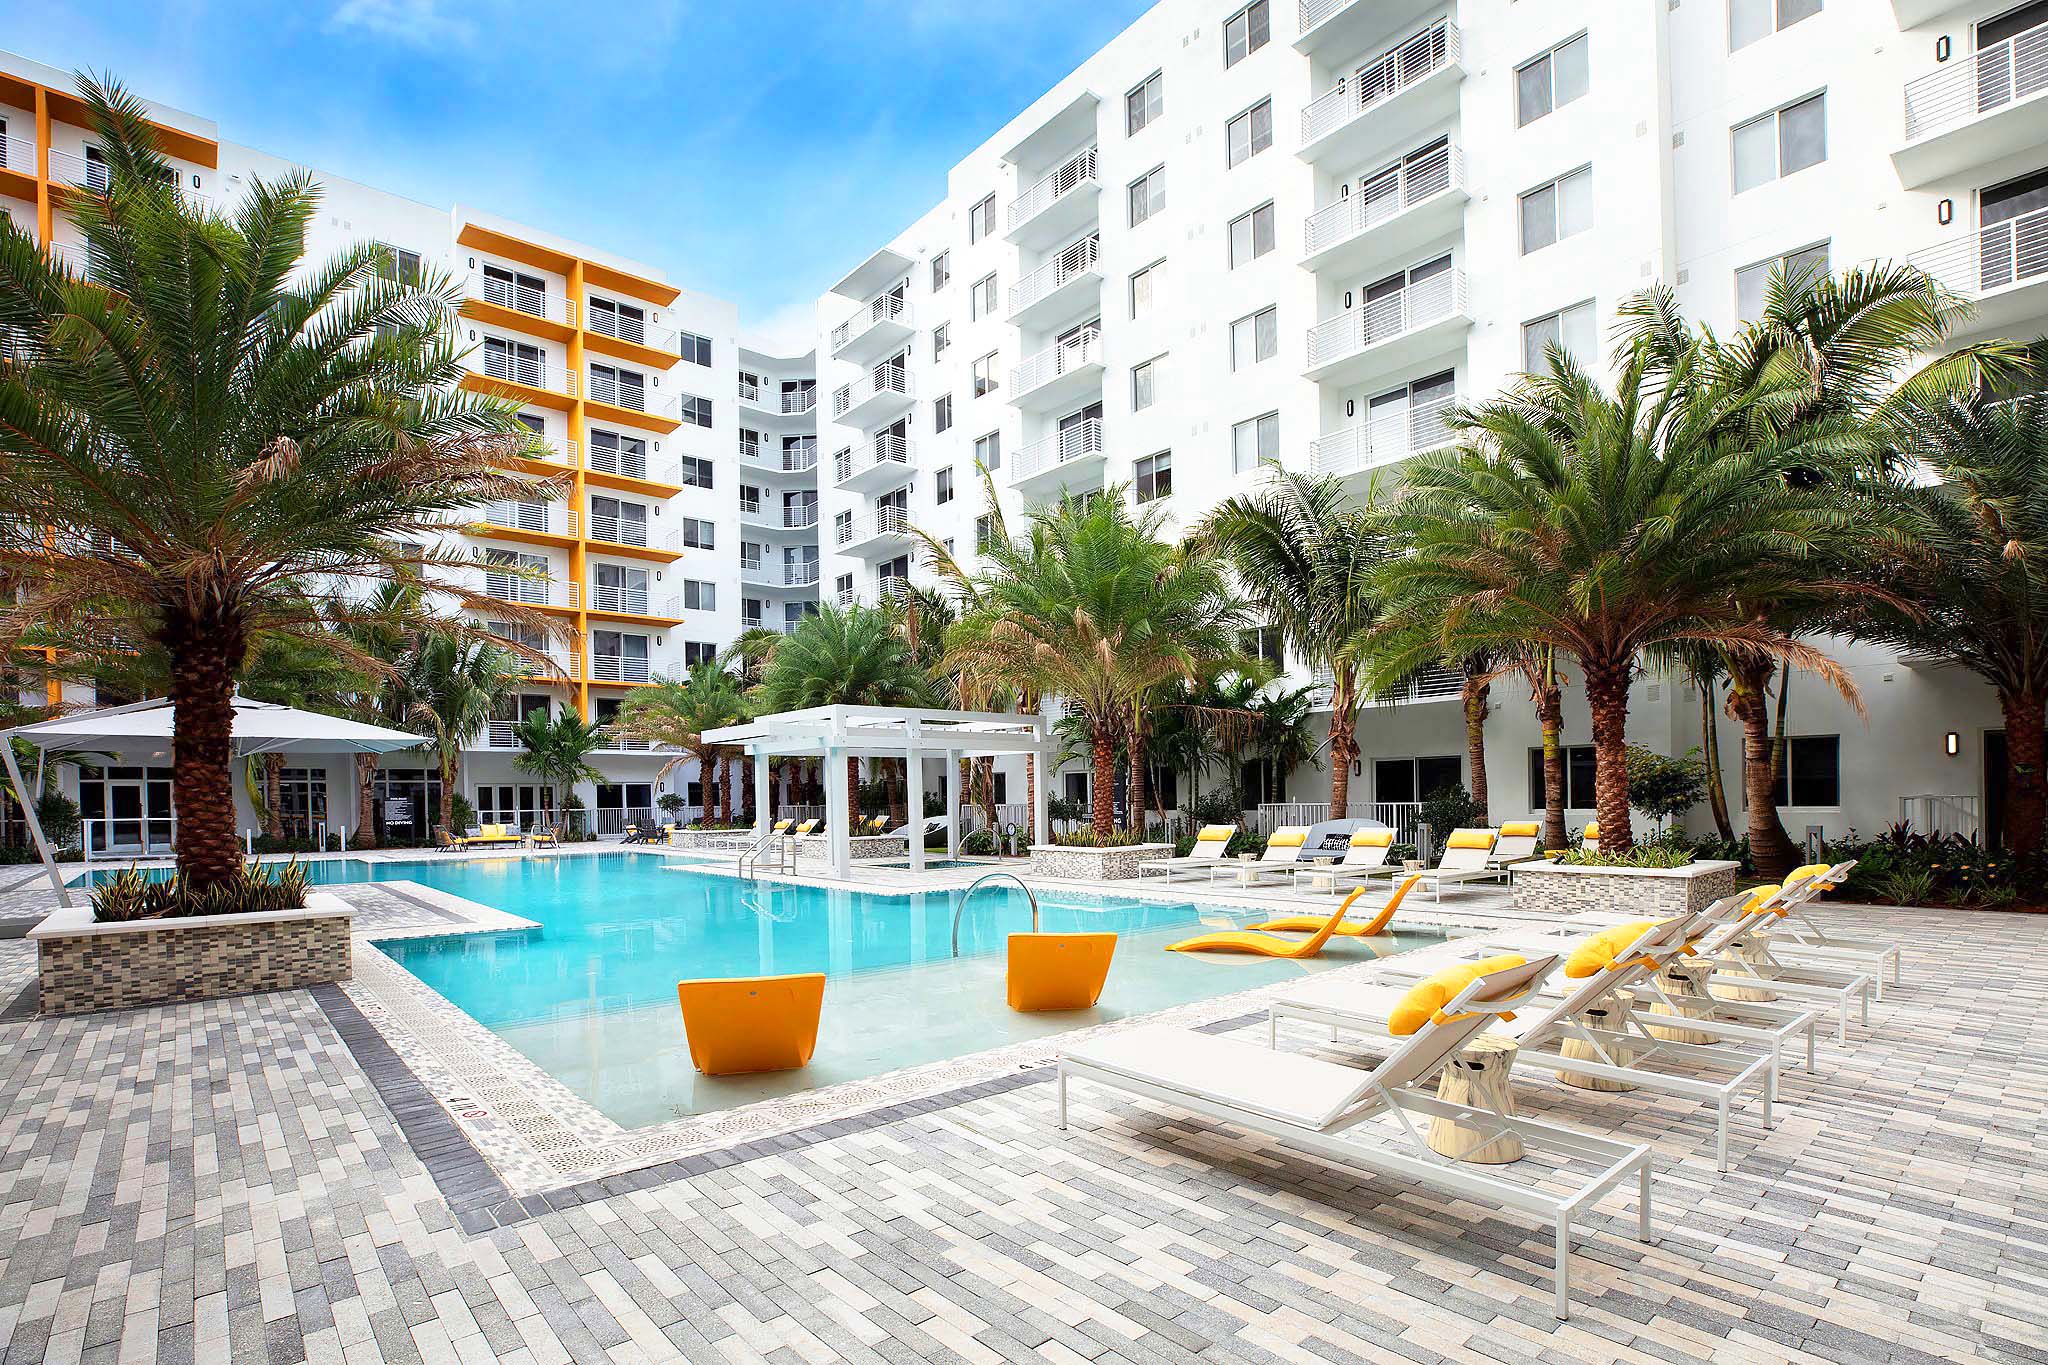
1945;732;1960;756
1352;759;1362;777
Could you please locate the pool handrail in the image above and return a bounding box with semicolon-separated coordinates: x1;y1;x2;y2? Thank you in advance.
952;871;1041;957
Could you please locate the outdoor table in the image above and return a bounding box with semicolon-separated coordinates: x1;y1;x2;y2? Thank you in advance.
1426;1034;1524;1163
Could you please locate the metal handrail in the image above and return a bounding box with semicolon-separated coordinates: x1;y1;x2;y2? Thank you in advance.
951;872;1041;957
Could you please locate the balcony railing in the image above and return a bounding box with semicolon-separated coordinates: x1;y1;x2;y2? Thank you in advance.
481;351;577;396
831;365;912;420
587;307;677;353
1009;327;1102;396
482;575;572;608
468;271;573;327
837;575;910;609
479;500;572;537
1303;143;1464;258
48;242;110;286
585;442;677;484
741;437;818;473
739;377;760;403
783;388;817;414
741;496;821;529
1301;20;1460;148
0;133;34;175
46;147;111;193
835;433;914;484
835;505;912;548
1007;147;1098;233
830;291;912;353
1903;17;2048;142
1008;235;1100;316
1910;206;2048;297
1013;417;1105;483
587;584;678;617
590;653;653;683
485;718;524;750
595;726;663;753
586;372;677;420
1305;269;1467;370
741;558;821;587
1306;393;1459;476
586;511;671;549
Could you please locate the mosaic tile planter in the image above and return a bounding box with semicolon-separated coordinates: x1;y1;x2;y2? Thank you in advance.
1512;859;1740;918
28;892;352;1015
1028;843;1173;881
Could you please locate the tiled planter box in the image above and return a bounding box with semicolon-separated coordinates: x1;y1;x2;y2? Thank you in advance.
29;892;353;1015
1512;860;1741;918
669;829;908;861
1028;843;1172;881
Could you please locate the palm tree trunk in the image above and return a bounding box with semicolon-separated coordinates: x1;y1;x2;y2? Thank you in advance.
717;753;732;823
977;756;996;832
440;750;459;832
165;612;246;890
1462;675;1490;821
1537;677;1567;851
1729;658;1797;880
846;756;861;826
1089;722;1115;837
743;759;756;823
1582;656;1634;854
1700;680;1734;841
1771;662;1791;786
2002;689;2047;858
1127;707;1147;836
1327;672;1357;820
262;753;285;841
353;753;379;849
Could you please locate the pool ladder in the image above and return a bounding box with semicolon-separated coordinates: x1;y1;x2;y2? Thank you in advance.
950;872;1040;958
736;829;794;880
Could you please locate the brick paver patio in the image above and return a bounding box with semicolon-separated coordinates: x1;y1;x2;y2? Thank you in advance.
0;898;2041;1363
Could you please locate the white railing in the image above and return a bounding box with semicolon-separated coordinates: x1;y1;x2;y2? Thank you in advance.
592;806;657;836
836;505;912;548
585;442;676;483
48;242;110;285
1008;235;1100;315
46;147;110;193
838;575;911;608
742;438;819;472
740;617;800;635
482;572;572;607
1903;17;2048;142
742;499;820;529
480;500;571;536
1007;147;1099;232
739;377;761;403
587;307;677;353
1909;205;2048;297
587;583;676;616
1898;793;1982;838
1251;801;1424;846
835;433;914;484
831;365;912;419
596;727;665;753
586;510;672;549
1013;417;1105;483
1374;663;1462;705
515;435;579;468
1305;269;1467;370
0;133;34;175
79;816;179;861
587;371;677;419
485;719;523;750
481;351;577;395
590;653;653;683
1303;144;1464;258
1010;327;1102;396
509;647;578;680
741;558;821;587
783;388;817;415
1306;392;1459;476
468;270;573;326
1301;20;1461;148
831;292;912;353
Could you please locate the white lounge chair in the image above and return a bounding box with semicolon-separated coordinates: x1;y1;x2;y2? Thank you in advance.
1698;863;1874;1040
1404;828;1501;901
1282;827;1393;893
1138;824;1235;880
1748;860;1900;995
1059;952;1656;1320
1209;825;1311;885
1488;821;1543;879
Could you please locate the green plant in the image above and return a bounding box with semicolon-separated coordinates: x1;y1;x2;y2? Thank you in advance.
1553;845;1694;869
1052;827;1151;847
449;792;475;832
960;829;996;856
513;708;609;803
749;608;931;816
35;793;81;849
1876;866;1938;907
1624;746;1708;832
1419;783;1485;841
396;634;518;831
658;793;686;818
91;858;311;922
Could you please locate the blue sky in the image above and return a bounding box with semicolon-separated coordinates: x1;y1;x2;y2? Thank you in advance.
10;0;1154;349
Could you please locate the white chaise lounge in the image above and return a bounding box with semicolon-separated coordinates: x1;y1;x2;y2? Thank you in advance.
1138;824;1235;880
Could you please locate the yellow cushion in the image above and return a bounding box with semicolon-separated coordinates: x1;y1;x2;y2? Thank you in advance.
1582;821;1600;838
1196;825;1236;843
1350;829;1395;847
1500;821;1540;837
1446;829;1496;850
1564;920;1661;978
1387;954;1528;1036
1268;828;1308;848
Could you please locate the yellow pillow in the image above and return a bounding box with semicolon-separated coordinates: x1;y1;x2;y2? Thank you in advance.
1196;825;1235;843
1564;920;1662;978
1387;954;1528;1036
1269;828;1308;848
1500;821;1540;837
1350;829;1395;847
1582;821;1600;839
1446;829;1496;850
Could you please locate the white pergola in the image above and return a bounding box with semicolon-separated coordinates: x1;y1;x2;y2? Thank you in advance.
702;704;1054;878
1;695;429;907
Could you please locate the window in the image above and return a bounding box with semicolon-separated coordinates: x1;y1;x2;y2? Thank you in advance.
972;353;999;398
936;468;955;505
1523;300;1596;371
1375;756;1461;805
1129;260;1162;317
1224;0;1270;66
970;272;998;320
1736;241;1829;322
1527;745;1598;810
1226;100;1274;168
1516;34;1590;126
679;331;712;366
1230;306;1277;370
683;642;718;667
1731;0;1821;50
1241;627;1284;671
932;323;951;360
974;431;1002;470
934;394;954;433
680;455;714;488
1228;202;1276;267
679;395;714;428
1135;450;1173;503
1520;167;1592;254
1127;71;1163;134
1732;93;1825;192
1131;357;1158;411
1128;167;1166;227
1770;736;1841;807
682;579;715;612
975;514;995;551
931;251;951;290
969;194;995;243
1231;412;1280;474
681;518;715;549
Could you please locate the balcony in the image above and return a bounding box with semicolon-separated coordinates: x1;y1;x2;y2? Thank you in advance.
1306;392;1459;479
1909;207;2048;336
738;379;818;418
484;718;525;750
1008;328;1104;412
48;242;112;287
508;435;579;472
1007;234;1102;330
584;307;679;367
1012;418;1106;494
481;575;575;610
585;371;680;427
595;726;668;754
475;500;576;543
740;496;821;532
740;437;819;476
740;557;822;589
1896;18;2048;187
0;133;36;188
1301;143;1467;277
590;653;653;684
1299;20;1463;171
1295;0;1442;55
1303;268;1470;387
831;364;913;426
585;511;679;557
463;270;575;340
830;291;915;365
1005;147;1100;248
584;441;681;488
835;505;916;557
836;575;910;609
467;352;577;408
46;147;111;194
834;434;915;492
587;584;681;620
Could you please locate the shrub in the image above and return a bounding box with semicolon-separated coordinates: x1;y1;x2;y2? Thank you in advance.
1053;828;1152;847
1420;784;1485;841
36;793;81;849
449;792;475;832
1553;845;1694;870
91;859;311;923
657;793;686;818
1182;790;1241;828
960;829;996;856
1624;746;1708;831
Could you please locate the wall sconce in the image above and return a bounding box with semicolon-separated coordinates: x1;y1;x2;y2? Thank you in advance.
1946;732;1960;756
1345;399;1356;418
466;329;476;341
1938;198;1954;226
1935;34;1951;61
1352;759;1362;776
466;256;476;269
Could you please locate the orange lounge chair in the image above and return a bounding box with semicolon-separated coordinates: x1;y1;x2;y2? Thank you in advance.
676;973;825;1075
1167;875;1423;959
1008;932;1118;1011
1249;873;1425;938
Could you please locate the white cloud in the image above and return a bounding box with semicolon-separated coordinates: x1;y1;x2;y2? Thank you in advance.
326;0;477;49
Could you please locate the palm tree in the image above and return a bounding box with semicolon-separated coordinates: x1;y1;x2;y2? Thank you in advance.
1456;650;1498;822
511;709;607;827
750;607;934;816
1252;684;1321;805
615;662;750;822
0;76;557;890
238;632;367;839
397;635;517;832
1198;470;1386;819
1518;645;1572;850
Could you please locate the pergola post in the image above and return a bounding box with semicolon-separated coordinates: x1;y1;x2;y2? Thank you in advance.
0;738;68;908
944;748;960;858
906;719;925;874
825;745;852;879
753;748;771;840
1032;734;1050;849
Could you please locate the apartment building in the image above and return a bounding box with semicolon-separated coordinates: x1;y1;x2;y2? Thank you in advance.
812;0;2047;843
0;50;821;845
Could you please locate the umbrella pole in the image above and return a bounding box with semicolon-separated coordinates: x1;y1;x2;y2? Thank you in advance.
1;740;69;908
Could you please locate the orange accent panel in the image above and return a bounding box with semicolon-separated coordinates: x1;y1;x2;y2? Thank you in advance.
581;397;681;435
40;87;218;167
459;296;576;346
1007;933;1117;1012
583;258;681;306
456;222;576;277
459;371;576;412
675;973;824;1074
581;327;683;371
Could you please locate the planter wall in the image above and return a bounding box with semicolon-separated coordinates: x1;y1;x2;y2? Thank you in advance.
1512;859;1741;918
30;892;353;1015
1028;843;1173;881
669;830;909;862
